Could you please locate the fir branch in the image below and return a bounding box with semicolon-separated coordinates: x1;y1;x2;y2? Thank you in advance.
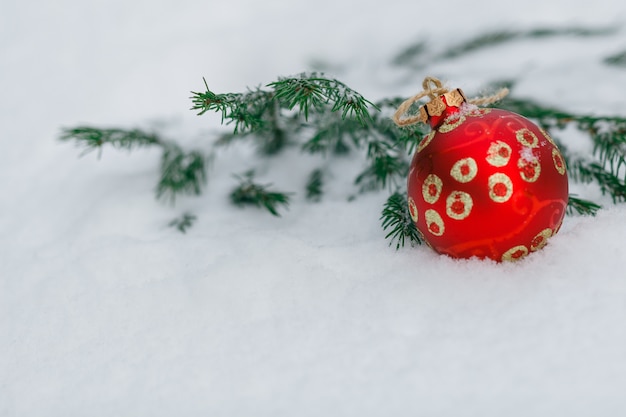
380;192;423;249
393;25;614;68
190;81;272;134
604;50;626;67
168;212;197;233
440;30;519;60
301;112;364;155
157;146;208;203
569;159;626;202
495;97;576;129
567;195;602;216
59;126;161;154
60;126;210;203
230;171;291;216
305;169;324;202
268;73;377;124
391;41;428;67
590;127;626;176
192;73;378;156
355;141;409;192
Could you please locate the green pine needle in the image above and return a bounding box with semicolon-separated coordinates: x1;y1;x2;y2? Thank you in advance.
156;146;208;204
268;73;377;125
567;195;602;216
380;192;423;250
230;172;291;216
604;50;626;67
168;212;197;233
59;126;161;154
355;141;409;192
305;169;324;202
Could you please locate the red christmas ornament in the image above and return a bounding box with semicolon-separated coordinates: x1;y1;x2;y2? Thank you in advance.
394;77;568;262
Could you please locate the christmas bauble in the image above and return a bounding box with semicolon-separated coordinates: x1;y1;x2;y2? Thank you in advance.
403;86;568;261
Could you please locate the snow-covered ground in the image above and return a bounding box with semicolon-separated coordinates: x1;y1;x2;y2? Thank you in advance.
3;1;626;415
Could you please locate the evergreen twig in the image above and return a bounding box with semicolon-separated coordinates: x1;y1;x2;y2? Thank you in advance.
157;146;208;203
59;126;161;154
168;212;197;233
305;169;325;202
567;195;602;216
393;25;615;68
380;192;423;250
60;126;209;203
230;171;292;216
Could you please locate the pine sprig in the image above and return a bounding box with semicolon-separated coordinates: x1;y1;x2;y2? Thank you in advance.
567;195;602;216
305;169;324;202
157;146;208;203
393;25;615;68
380;192;423;250
168;212;197;233
60;126;209;203
355;140;409;192
569;159;626;202
60;126;161;154
268;74;377;123
604;50;626;67
230;171;292;216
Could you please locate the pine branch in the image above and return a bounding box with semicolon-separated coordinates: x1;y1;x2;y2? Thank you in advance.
157;146;208;203
300;111;364;155
590;127;626;176
168;212;197;233
380;191;423;249
568;159;626;203
60;126;209;203
268;74;377;124
305;169;324;202
59;126;161;154
355;141;409;192
604;50;626;67
191;73;378;156
567;195;602;216
190;81;272;134
230;171;291;216
393;25;615;68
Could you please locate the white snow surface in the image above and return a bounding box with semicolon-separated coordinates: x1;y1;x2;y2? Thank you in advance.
3;0;626;415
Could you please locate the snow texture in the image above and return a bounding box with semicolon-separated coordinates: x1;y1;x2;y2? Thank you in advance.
2;0;626;416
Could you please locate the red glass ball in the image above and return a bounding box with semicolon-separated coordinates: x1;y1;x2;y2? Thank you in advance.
407;107;568;261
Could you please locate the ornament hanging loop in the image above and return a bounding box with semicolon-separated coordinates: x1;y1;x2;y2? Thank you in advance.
422;76;448;101
392;76;509;128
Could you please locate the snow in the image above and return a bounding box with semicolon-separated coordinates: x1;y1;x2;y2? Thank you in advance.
2;0;626;415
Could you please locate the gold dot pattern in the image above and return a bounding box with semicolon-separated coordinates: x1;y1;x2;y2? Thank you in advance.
530;228;553;251
540;128;557;147
518;156;541;182
450;157;478;183
486;141;512;167
422;174;443;204
516;128;539;148
408;197;418;222
552;148;566;175
446;191;473;220
417;131;436;153
468;108;492;118
425;209;445;236
438;115;466;133
488;173;513;203
502;245;529;262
